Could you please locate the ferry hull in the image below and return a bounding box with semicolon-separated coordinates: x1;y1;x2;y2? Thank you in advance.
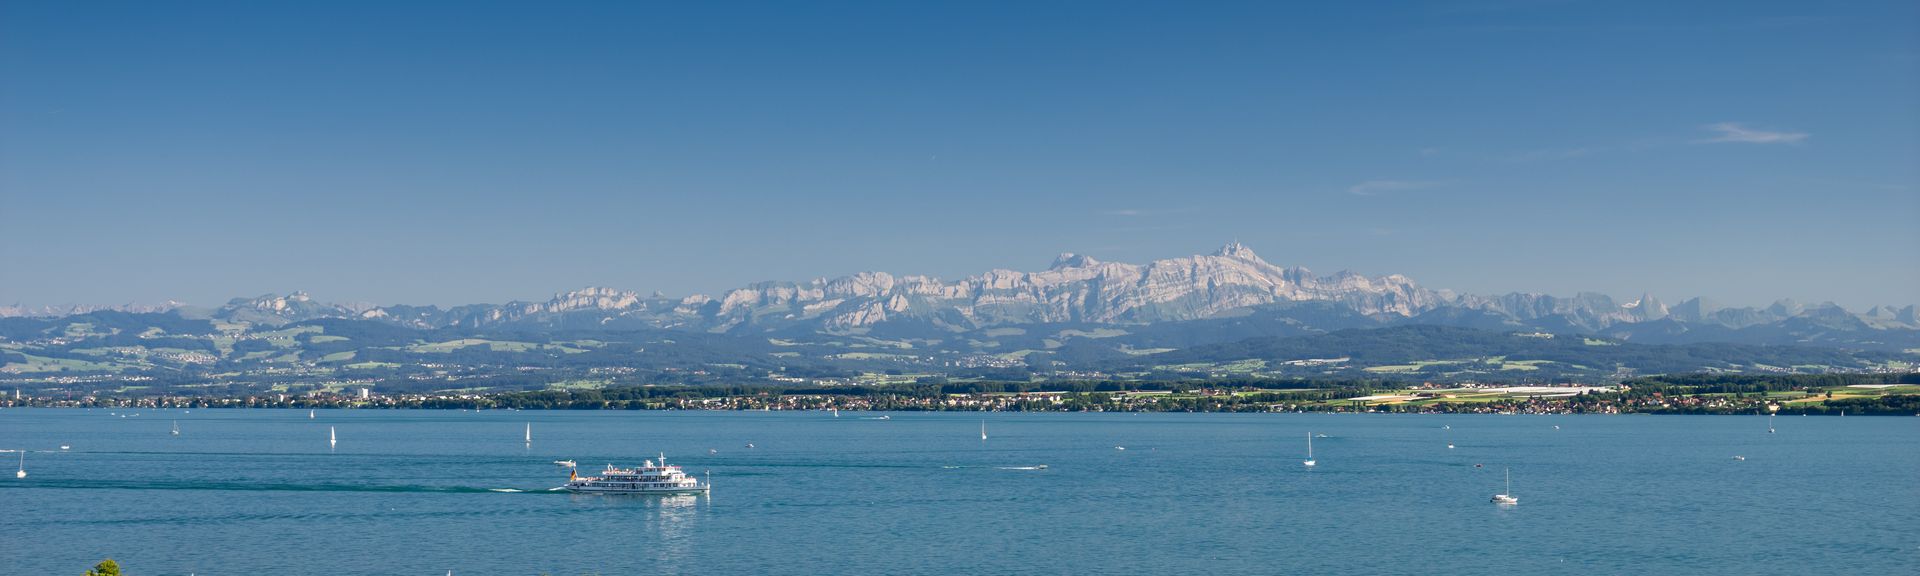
564;484;710;495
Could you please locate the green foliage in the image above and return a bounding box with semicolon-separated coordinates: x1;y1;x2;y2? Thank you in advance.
4;309;1910;398
1143;325;1895;380
84;559;120;576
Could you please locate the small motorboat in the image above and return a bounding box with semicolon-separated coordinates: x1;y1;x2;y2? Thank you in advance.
553;460;577;468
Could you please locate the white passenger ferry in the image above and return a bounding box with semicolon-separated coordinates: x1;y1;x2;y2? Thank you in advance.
564;454;710;495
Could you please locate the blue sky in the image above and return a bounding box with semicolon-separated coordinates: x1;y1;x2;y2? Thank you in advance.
2;0;1914;309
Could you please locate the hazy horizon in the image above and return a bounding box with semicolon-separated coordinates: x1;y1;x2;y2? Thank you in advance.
3;240;1913;313
4;1;1915;309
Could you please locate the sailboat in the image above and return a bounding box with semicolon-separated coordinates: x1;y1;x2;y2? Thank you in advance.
832;408;839;418
309;409;315;419
981;420;988;441
1768;413;1775;434
15;450;24;478
525;422;532;444
1490;468;1518;505
171;420;181;436
1446;427;1454;450
329;426;337;448
1303;432;1316;467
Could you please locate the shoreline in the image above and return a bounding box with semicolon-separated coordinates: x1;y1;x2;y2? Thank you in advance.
6;374;1915;416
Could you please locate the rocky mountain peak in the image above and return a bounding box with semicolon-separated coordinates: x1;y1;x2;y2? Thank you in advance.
1626;292;1670;321
547;287;643;311
1050;252;1101;269
1212;241;1264;263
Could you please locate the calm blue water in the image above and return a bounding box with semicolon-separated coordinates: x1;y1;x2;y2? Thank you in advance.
1;408;1914;575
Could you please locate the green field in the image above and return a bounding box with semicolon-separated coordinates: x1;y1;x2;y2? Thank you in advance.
1364;359;1469;373
546;379;614;390
406;339;587;354
1056;328;1129;339
1;353;126;373
831;352;916;361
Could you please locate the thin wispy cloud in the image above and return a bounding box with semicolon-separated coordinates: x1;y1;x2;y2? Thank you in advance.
1502;147;1598;162
1111;224;1192;233
1699;122;1809;144
1099;207;1203;217
1439;15;1830;34
1347;180;1441;196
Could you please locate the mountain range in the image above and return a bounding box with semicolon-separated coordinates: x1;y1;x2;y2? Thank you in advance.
18;242;1910;347
4;243;1915;392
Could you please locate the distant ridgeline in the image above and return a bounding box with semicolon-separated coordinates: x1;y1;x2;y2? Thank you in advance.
3;245;1916;397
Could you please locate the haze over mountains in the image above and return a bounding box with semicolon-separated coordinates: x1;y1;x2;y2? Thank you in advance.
4;243;1916;393
10;243;1915;347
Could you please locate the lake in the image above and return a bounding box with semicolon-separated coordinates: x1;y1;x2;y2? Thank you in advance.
1;409;1915;575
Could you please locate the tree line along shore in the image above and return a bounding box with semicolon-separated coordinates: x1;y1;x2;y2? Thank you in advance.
6;373;1917;416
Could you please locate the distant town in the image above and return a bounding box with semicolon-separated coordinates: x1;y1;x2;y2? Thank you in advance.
8;373;1915;416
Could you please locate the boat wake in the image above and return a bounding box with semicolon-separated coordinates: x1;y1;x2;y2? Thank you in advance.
996;466;1048;471
2;479;569;495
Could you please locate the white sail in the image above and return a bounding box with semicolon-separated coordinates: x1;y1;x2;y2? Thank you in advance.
981;420;988;441
1491;468;1518;504
525;422;531;443
329;426;336;447
1304;432;1316;467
